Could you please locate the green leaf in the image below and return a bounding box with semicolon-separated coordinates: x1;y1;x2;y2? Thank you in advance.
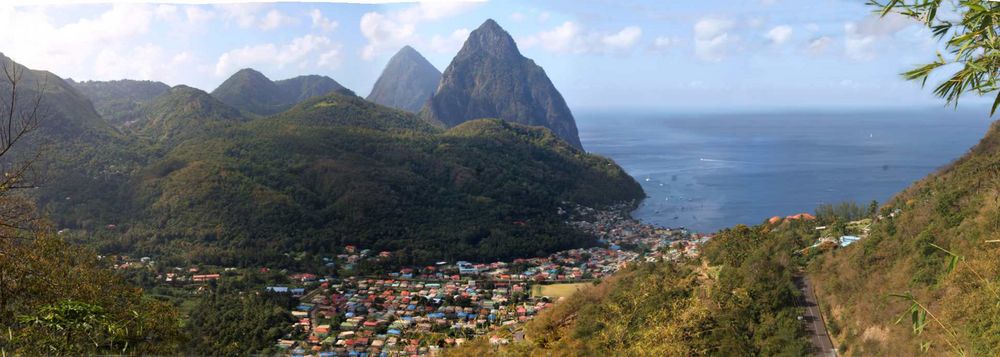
991;91;1000;116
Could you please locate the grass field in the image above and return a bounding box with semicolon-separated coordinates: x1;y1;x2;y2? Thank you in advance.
530;283;591;298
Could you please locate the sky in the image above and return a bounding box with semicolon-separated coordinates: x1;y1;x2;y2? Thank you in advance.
0;0;986;112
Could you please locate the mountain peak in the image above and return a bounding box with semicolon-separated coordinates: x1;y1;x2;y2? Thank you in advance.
420;20;583;149
367;46;442;112
233;68;267;78
478;18;502;31
463;19;519;58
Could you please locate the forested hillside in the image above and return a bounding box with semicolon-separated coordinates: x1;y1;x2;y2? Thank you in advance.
100;94;642;266
71;79;170;126
812;119;1000;355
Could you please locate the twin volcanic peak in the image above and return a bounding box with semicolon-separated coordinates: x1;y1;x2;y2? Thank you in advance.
367;46;442;113
420;19;584;150
210;68;351;116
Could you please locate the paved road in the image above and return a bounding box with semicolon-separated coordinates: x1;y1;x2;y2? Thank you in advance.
796;275;837;357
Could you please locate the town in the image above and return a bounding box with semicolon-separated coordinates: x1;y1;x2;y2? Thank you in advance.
110;205;707;356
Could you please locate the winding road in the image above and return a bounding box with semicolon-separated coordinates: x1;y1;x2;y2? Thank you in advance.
795;275;837;357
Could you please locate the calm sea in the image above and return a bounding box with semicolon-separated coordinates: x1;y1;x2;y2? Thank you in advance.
577;108;994;233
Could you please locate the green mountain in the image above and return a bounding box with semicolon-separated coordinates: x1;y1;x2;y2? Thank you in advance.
210;68;350;116
367;46;442;112
0;54;643;267
0;54;148;236
421;19;583;149
110;91;641;265
71;79;170;126
135;85;247;147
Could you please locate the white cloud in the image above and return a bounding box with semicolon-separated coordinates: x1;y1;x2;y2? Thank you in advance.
429;28;471;54
0;4;154;78
843;13;916;61
310;9;339;32
155;5;178;22
215;34;343;76
359;2;479;60
807;36;833;55
649;36;681;52
521;21;580;53
259;9;295;31
693;17;736;62
317;46;344;69
208;5;297;31
94;44;193;82
520;21;644;55
216;3;259;28
765;25;792;45
510;12;526;22
602;26;642;50
184;6;216;25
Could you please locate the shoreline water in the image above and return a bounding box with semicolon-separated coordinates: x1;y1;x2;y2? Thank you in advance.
579;108;992;232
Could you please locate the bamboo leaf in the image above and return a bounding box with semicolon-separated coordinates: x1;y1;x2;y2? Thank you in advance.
991;91;1000;116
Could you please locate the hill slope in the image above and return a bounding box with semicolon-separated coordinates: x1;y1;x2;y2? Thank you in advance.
135;85;247;146
420;19;583;150
110;92;642;265
367;46;441;112
71;79;170;126
812;119;1000;356
210;68;349;116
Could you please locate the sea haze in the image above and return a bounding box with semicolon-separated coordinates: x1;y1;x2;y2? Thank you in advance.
578;108;993;233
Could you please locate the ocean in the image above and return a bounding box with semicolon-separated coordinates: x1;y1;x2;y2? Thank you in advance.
577;108;994;233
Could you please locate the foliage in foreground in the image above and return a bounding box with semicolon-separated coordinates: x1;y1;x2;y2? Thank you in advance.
873;0;1000;115
0;225;184;355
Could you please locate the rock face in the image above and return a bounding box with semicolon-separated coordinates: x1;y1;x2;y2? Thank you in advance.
211;68;350;116
421;19;583;149
367;46;442;112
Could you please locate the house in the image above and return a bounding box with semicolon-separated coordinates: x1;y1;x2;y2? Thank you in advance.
839;235;861;247
457;261;478;275
192;274;220;282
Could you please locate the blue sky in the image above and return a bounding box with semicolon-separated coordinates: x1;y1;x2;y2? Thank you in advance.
0;0;984;111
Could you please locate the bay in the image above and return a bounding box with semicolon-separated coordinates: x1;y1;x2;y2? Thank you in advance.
578;108;993;232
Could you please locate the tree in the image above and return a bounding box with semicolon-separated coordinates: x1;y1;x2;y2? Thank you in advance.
0;56;46;235
870;1;1000;114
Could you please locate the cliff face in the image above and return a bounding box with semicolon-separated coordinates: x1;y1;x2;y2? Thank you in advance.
367;46;442;113
421;19;583;150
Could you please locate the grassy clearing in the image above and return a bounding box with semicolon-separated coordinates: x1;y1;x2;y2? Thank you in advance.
530;283;591;298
